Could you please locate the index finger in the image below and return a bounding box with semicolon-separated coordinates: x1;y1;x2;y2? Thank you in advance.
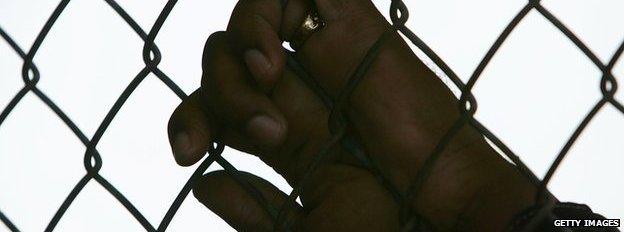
226;0;286;91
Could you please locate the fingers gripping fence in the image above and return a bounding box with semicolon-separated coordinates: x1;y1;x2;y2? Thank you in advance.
0;0;622;231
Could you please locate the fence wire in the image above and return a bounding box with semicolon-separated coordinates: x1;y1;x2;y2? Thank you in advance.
1;0;622;231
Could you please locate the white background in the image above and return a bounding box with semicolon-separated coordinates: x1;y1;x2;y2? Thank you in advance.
1;0;623;231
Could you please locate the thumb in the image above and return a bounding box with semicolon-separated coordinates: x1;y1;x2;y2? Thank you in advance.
193;170;304;231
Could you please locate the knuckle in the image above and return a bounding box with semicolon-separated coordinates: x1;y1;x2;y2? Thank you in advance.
203;31;228;58
316;0;349;21
231;0;281;26
201;31;230;92
200;70;221;106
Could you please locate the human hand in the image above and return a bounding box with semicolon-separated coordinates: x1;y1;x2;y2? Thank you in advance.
167;0;540;231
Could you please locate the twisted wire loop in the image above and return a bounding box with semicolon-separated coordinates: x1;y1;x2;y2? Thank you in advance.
0;0;622;231
273;30;395;231
0;0;269;231
386;0;624;231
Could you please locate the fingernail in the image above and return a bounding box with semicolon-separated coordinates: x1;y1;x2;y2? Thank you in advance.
244;49;272;77
246;114;284;147
173;131;194;161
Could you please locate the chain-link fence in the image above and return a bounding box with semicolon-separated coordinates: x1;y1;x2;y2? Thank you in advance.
1;0;622;231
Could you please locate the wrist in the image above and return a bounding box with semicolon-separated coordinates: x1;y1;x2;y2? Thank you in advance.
453;142;539;232
401;126;539;231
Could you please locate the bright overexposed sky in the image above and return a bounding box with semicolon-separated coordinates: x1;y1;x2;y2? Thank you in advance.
1;0;622;231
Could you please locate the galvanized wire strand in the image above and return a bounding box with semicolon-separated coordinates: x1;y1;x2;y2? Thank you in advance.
0;0;266;231
535;6;624;200
0;210;18;232
46;66;156;232
0;0;158;230
389;0;624;230
287;49;405;205
286;51;406;231
401;0;536;196
275;30;392;230
390;1;541;229
156;142;222;232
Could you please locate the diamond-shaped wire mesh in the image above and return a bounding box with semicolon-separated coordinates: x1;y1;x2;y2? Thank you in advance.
1;0;622;231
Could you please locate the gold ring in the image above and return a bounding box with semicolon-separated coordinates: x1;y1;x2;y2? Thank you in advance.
289;9;325;51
